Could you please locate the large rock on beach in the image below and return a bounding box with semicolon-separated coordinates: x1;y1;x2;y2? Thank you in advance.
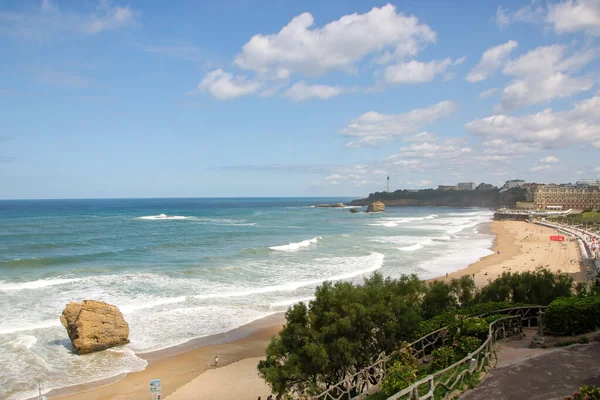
367;201;385;213
60;300;130;354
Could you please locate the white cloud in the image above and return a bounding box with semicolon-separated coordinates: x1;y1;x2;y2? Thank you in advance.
466;40;518;83
465;94;600;148
404;131;436;142
480;88;498;99
384;58;454;85
0;0;138;40
497;0;600;36
547;0;600;35
499;45;596;110
341;101;456;147
496;4;545;28
345;136;393;148
541;156;560;163
416;180;432;186
530;165;552;172
197;69;261;100
326;174;342;180
392;159;422;167
234;4;436;77
391;142;472;159
283;81;343;100
481;139;541;157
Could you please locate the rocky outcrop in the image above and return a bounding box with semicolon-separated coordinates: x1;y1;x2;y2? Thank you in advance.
367;201;385;213
60;300;130;354
314;203;345;208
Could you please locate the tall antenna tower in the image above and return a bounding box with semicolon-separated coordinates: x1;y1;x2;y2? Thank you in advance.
387;176;390;193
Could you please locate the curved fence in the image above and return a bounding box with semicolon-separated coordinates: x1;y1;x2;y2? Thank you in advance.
312;306;545;400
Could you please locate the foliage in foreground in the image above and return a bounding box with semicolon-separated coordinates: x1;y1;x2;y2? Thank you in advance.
546;295;600;335
258;269;575;397
381;342;418;396
565;385;600;400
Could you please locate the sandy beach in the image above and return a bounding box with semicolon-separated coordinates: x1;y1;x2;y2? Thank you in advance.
442;220;583;288
51;220;584;400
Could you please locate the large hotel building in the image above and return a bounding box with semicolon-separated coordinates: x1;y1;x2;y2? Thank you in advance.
533;181;600;211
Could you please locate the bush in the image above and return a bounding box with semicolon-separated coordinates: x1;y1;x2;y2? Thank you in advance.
456;336;482;356
546;296;600;335
565;385;600;400
484;314;508;324
382;342;419;395
450;317;489;341
578;336;590;344
475;270;573;305
431;346;454;371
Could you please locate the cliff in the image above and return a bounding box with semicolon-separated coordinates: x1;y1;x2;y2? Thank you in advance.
350;188;527;209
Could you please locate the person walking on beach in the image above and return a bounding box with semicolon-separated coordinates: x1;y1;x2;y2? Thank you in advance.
214;355;219;368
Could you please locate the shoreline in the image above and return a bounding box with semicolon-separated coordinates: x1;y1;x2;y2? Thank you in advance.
49;219;583;400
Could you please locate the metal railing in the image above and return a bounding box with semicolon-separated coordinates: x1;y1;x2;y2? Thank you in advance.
312;306;545;400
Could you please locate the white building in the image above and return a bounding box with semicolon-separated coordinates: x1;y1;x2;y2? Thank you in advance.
457;182;476;191
504;179;525;189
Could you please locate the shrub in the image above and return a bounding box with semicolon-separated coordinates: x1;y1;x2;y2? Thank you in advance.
578;336;590;344
382;342;419;395
555;340;577;347
484;314;508;324
381;361;418;396
431;346;454;371
450;316;489;341
546;296;600;335
389;342;418;370
565;384;600;400
456;336;483;356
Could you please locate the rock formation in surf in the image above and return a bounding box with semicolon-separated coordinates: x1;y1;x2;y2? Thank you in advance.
60;300;130;354
366;201;385;213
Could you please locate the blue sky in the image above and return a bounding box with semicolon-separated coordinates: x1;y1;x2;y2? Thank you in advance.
1;0;600;199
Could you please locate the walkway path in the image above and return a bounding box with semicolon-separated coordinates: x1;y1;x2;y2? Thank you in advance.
461;342;600;400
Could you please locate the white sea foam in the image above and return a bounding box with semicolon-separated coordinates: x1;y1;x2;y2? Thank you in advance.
193;252;385;300
0;277;82;292
138;214;192;220
119;296;187;314
269;236;322;252
8;335;38;350
399;244;425;252
270;297;315;307
0;319;61;335
368;214;440;227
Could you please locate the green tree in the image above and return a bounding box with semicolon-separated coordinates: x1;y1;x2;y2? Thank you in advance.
451;276;476;307
475;269;573;305
422;280;457;319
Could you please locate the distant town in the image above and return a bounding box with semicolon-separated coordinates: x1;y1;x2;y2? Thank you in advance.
435;179;600;211
354;178;600;212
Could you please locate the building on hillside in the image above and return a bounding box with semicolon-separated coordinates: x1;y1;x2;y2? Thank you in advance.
533;185;600;210
504;179;526;189
516;201;536;210
476;183;495;190
576;179;600;188
438;185;457;191
457;182;476;191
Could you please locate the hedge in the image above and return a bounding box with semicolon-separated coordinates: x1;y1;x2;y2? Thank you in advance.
546;295;600;335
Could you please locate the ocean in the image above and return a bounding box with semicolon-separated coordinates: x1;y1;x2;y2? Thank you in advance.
0;198;494;399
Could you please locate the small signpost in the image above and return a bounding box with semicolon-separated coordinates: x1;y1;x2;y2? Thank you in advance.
150;379;161;400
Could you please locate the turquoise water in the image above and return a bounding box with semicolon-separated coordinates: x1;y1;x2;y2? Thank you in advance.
0;198;493;399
